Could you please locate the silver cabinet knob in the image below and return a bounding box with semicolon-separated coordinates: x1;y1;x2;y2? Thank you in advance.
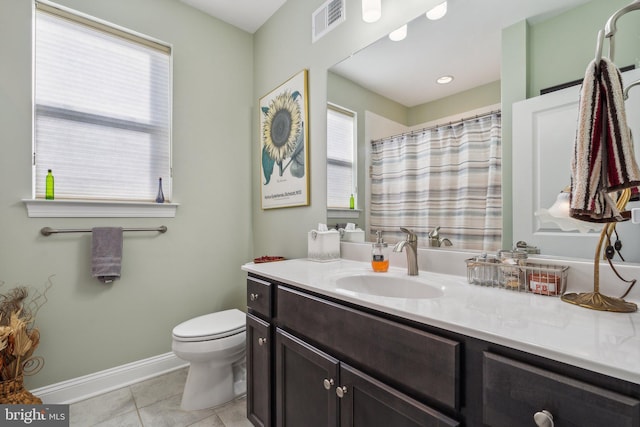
323;378;334;390
258;337;267;346
336;386;348;398
249;293;259;301
533;410;554;427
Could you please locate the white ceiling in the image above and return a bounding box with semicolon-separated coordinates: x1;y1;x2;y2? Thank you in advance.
179;0;286;33
179;0;594;106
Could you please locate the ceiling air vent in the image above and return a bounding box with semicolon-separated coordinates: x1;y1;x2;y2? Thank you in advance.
312;0;345;43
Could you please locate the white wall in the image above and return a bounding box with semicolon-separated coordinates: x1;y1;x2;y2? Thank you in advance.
0;0;253;389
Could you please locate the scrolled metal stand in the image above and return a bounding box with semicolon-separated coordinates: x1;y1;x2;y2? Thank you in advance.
561;189;637;313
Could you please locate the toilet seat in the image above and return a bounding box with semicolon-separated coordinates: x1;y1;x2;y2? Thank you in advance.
173;309;245;342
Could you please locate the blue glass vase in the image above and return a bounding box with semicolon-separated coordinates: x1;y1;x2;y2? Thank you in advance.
155;177;165;203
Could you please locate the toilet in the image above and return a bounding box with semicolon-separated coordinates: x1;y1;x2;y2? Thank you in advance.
172;308;246;411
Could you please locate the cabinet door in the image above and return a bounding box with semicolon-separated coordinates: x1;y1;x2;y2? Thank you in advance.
338;363;459;427
247;314;272;427
483;352;640;427
275;328;339;427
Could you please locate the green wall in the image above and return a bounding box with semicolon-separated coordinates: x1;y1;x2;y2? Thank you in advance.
528;0;640;98
0;0;253;389
252;0;440;257
254;0;640;257
327;72;408;126
408;80;501;126
500;20;529;249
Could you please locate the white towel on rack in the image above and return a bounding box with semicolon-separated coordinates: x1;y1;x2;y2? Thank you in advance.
91;227;123;283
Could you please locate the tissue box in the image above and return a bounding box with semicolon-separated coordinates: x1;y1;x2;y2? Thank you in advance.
340;229;364;242
308;230;340;262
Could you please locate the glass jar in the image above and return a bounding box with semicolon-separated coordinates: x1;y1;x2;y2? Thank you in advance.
498;250;527;290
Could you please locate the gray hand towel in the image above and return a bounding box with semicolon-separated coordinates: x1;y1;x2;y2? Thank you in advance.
91;227;123;283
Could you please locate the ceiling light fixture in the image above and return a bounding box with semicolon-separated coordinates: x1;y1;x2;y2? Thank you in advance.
426;1;447;20
436;75;454;84
362;0;381;23
389;24;407;41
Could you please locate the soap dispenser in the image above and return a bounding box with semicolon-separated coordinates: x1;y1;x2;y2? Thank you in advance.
371;231;389;272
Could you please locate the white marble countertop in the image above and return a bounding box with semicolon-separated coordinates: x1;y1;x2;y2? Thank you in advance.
242;258;640;385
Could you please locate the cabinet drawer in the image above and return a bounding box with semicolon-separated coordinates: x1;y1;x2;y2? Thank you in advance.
247;276;273;319
483;352;640;427
277;286;460;410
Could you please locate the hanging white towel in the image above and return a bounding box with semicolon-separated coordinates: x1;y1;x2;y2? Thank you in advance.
91;227;123;283
571;57;640;222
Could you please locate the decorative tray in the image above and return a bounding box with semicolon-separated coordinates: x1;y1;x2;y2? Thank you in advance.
253;256;286;263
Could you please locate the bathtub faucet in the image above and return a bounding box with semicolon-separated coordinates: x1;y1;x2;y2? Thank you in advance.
428;226;453;247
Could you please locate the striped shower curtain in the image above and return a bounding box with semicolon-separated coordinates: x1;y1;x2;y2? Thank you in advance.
370;112;502;251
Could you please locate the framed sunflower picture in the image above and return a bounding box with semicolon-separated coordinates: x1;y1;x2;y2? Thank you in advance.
259;69;310;209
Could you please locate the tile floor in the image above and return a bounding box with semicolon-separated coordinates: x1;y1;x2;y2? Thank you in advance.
68;368;252;427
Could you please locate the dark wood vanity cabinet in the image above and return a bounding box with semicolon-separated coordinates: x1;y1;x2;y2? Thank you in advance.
275;328;339;427
246;276;274;427
338;362;459;427
247;276;273;318
246;314;271;427
276;286;460;411
483;352;640;427
246;273;640;427
275;327;458;427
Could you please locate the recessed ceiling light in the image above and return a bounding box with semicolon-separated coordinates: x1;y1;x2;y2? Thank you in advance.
436;75;454;84
426;1;447;20
389;24;407;41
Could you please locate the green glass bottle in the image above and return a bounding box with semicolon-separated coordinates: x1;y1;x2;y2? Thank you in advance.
349;194;355;209
45;169;54;200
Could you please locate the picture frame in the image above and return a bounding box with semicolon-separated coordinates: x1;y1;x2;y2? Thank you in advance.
259;69;310;209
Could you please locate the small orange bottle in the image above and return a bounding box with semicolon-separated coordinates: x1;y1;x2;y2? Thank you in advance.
371;231;389;272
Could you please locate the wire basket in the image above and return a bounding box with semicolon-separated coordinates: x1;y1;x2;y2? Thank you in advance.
465;256;569;296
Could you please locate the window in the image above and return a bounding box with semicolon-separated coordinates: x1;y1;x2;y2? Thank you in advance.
33;1;172;203
327;104;356;209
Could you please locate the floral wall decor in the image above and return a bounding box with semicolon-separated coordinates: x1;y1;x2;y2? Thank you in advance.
259;69;309;209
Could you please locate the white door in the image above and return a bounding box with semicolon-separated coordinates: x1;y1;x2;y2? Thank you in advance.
512;67;640;262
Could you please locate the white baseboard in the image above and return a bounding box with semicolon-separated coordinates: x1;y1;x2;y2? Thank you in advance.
32;352;188;404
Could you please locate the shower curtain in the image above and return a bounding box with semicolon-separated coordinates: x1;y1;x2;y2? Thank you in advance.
370;112;502;251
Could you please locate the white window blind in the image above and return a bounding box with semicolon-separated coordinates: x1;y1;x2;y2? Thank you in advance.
34;2;172;202
327;104;356;208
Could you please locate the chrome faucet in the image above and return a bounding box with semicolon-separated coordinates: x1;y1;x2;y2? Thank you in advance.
428;226;453;247
393;227;418;276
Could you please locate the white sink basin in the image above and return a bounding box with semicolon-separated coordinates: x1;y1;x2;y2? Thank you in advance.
335;274;444;299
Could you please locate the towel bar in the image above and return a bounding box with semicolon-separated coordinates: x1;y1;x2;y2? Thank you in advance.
40;226;167;236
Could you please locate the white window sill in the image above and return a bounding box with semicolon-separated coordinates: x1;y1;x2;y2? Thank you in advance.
22;199;179;218
327;208;361;219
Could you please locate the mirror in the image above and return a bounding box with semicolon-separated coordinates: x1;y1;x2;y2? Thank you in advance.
325;0;622;255
513;66;640;263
